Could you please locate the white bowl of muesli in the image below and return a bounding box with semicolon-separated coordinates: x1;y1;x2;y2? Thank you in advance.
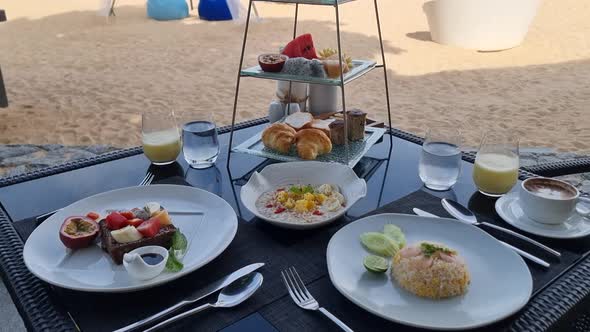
241;161;367;229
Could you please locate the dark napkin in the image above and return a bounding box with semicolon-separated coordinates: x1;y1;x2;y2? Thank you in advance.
259;190;590;332
12;189;590;332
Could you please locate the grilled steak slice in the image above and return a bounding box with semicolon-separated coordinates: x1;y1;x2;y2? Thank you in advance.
99;220;176;265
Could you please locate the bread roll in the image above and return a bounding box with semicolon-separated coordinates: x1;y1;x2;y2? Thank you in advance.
303;119;333;138
295;129;332;160
262;123;296;154
284;112;313;130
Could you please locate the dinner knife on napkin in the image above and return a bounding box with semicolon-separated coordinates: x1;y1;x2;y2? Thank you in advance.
412;208;550;268
114;262;265;332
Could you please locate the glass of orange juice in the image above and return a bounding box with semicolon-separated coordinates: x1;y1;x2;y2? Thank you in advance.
142;112;181;165
473;131;519;197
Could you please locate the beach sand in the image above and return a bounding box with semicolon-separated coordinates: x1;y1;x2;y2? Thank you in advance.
0;0;588;152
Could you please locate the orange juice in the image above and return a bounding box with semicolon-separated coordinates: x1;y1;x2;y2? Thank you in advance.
473;152;519;195
142;129;181;164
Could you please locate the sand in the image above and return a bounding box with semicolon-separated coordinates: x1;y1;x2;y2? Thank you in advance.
0;0;588;152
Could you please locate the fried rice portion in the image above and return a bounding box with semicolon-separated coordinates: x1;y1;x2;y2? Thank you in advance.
391;241;470;299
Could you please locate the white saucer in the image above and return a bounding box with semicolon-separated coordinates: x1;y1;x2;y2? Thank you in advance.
495;192;590;239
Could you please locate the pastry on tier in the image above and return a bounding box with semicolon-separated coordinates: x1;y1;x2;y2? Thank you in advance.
295;129;332;160
346;109;367;141
261;123;297;154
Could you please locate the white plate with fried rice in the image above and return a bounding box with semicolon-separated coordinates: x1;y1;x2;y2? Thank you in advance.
326;213;532;330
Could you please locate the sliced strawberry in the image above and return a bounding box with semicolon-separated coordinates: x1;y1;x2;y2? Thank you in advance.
120;211;135;220
136;218;161;238
86;212;100;221
105;212;128;230
126;218;144;227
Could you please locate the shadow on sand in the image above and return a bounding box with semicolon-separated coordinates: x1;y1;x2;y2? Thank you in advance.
0;5;588;153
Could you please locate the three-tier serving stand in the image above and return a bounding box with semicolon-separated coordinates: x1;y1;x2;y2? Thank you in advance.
226;0;393;168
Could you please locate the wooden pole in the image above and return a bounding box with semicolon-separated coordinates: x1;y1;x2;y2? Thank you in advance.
0;66;7;108
0;10;7;107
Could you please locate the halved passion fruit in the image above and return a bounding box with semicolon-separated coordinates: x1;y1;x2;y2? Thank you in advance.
59;216;99;249
258;53;288;72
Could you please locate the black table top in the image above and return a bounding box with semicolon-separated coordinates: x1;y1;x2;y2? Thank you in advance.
0;124;479;222
1;120;589;332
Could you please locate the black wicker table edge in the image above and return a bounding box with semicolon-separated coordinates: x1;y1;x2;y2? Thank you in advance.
523;157;590;178
0;118;589;331
0;117;269;188
0;117;542;188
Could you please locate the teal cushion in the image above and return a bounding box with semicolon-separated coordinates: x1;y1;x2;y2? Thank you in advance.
147;0;189;21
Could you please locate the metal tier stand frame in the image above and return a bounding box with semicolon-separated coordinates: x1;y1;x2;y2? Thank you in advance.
226;0;392;170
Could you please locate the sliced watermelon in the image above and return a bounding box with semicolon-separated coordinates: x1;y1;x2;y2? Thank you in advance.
281;34;318;60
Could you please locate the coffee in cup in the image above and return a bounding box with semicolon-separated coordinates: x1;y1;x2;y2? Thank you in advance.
520;177;590;224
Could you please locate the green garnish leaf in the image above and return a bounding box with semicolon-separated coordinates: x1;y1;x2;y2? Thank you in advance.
172;229;188;253
166;229;188;272
420;242;456;257
289;186;302;195
166;248;183;272
302;185;314;194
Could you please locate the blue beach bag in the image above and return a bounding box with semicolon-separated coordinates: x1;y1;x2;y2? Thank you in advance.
147;0;189;21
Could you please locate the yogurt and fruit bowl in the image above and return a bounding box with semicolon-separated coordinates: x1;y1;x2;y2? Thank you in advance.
241;161;367;229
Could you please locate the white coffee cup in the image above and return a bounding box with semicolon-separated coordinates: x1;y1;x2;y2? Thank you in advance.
519;177;590;224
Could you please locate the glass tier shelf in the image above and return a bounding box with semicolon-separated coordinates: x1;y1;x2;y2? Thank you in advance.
233;126;386;167
253;0;356;5
240;60;376;86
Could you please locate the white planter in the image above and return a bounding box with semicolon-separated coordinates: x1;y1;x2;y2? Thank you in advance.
423;0;541;51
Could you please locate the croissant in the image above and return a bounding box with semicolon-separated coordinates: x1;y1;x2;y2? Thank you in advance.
262;123;296;154
295;129;332;160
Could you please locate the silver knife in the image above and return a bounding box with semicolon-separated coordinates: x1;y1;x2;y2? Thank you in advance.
113;263;265;332
412;208;550;268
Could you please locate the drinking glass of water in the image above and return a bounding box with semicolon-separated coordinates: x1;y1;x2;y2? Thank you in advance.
182;115;219;169
418;126;462;191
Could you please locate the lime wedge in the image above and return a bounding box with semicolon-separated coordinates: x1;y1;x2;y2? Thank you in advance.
363;255;389;273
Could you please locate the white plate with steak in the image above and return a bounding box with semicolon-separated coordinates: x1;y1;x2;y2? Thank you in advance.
23;185;237;292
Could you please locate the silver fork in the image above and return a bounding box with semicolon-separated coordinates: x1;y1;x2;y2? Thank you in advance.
281;267;354;332
35;171;155;223
138;171;155;186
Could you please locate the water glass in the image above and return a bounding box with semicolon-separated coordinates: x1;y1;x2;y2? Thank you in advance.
142;112;181;165
473;131;519;197
182;118;219;169
418;127;462;191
